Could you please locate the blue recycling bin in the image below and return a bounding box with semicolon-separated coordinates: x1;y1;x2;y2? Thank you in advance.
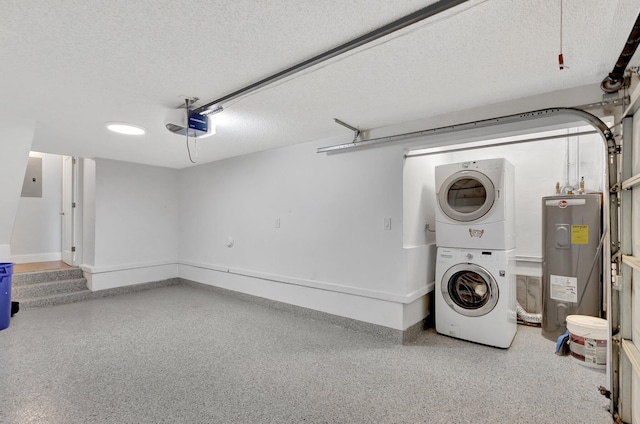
0;263;14;330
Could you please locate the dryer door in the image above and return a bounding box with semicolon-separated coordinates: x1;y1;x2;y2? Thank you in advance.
441;263;499;317
438;170;496;222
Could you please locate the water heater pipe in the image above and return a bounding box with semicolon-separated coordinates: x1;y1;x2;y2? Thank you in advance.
563;137;572;191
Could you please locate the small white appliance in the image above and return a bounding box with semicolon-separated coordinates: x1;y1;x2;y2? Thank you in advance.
435;158;515;250
435;246;517;348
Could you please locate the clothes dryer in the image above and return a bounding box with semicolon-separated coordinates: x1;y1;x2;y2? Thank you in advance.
435;246;517;348
435;158;515;250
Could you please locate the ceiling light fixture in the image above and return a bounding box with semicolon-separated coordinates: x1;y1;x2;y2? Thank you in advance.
106;122;146;135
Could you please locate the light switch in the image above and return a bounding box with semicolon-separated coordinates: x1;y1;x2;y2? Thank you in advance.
384;218;391;230
275;218;280;228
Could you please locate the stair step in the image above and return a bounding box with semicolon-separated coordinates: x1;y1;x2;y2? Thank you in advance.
10;267;91;310
12;278;87;299
15;289;94;309
12;268;83;285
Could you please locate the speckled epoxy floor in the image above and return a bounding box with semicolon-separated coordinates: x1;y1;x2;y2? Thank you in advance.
0;284;611;423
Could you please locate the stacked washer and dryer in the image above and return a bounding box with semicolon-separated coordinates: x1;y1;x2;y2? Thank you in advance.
434;158;517;348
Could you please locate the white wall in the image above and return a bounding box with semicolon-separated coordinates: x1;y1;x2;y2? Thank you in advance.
81;159;179;290
78;85;610;330
77;136;434;330
10;152;63;263
80;158;96;267
0;118;35;261
173;89;609;329
403;127;606;276
403;153;450;248
176;122;606;328
177;137;425;329
179;138;404;293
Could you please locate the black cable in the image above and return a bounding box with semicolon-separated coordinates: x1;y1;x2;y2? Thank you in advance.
186;137;196;164
185;99;197;164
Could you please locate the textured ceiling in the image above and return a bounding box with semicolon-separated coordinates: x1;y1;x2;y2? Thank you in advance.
2;0;639;168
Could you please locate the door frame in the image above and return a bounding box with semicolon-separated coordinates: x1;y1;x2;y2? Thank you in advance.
614;97;640;422
61;156;77;266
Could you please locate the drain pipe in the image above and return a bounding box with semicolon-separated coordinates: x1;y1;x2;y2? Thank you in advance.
601;12;640;93
516;301;542;324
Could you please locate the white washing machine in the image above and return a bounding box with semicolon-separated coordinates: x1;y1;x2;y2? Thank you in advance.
435;158;515;250
435;247;517;348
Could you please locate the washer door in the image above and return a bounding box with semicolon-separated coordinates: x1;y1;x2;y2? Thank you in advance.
438;170;496;222
441;263;499;317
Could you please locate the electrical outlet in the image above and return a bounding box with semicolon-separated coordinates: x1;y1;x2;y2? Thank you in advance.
384;218;391;230
275;217;280;228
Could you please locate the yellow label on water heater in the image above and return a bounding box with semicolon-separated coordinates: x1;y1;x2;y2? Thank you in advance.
571;225;589;244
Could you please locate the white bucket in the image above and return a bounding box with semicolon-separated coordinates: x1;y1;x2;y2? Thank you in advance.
566;315;607;370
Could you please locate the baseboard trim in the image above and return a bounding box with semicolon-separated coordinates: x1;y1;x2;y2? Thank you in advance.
79;259;435;303
80;259;177;274
17;274;428;345
179;260;432;303
81;262;178;291
181;278;425;344
75;260;434;337
10;252;62;264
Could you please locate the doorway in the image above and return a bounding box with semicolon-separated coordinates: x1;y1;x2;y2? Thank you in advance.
10;152;80;269
61;155;77;266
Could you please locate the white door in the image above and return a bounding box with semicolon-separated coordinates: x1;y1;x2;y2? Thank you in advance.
61;156;76;265
613;103;640;422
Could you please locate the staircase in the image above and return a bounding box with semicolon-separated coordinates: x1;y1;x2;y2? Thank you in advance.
12;267;92;308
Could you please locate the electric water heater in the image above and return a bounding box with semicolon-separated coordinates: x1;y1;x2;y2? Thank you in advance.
541;194;602;341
